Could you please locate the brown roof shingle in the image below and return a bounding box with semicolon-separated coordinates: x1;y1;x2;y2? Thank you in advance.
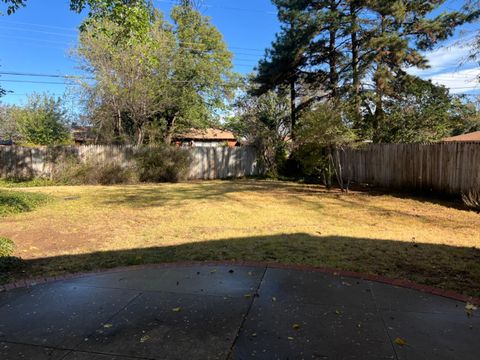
175;128;237;141
442;131;480;142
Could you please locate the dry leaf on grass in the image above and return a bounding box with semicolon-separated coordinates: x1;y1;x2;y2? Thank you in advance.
140;335;150;343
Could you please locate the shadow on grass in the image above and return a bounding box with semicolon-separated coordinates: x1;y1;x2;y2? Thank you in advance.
350;184;471;212
4;233;480;297
97;180;335;209
96;180;471;213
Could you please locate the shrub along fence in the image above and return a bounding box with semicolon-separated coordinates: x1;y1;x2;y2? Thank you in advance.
0;145;261;181
338;142;480;195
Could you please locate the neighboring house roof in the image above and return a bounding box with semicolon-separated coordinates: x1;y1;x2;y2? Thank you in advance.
175;128;237;141
71;125;95;143
442;131;480;142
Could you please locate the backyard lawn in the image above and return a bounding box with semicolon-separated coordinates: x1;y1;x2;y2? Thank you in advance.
1;180;479;297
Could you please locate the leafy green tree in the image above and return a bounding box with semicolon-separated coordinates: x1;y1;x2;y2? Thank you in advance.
77;1;236;145
0;105;21;142
294;102;355;187
228;81;291;176
15;93;71;146
255;0;479;143
1;0;149;16
362;76;479;143
362;0;478;141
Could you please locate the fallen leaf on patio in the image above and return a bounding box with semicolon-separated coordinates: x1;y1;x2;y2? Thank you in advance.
272;297;277;302
465;303;478;317
335;310;341;315
287;336;294;340
103;324;113;328
140;335;150;343
292;324;301;330
172;307;182;312
394;337;407;346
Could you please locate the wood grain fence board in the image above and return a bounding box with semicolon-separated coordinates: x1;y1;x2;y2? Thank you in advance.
0;145;260;180
342;143;480;195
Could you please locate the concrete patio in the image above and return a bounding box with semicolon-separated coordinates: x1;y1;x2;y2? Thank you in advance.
0;264;478;359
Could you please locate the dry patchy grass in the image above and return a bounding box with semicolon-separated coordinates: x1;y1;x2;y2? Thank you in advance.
1;180;479;296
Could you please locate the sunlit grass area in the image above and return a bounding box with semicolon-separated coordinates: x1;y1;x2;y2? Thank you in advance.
1;180;479;296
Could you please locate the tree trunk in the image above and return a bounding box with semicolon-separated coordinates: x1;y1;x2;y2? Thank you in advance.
328;1;338;100
290;79;297;138
350;4;361;122
373;16;386;143
373;88;384;142
164;115;177;144
136;125;145;146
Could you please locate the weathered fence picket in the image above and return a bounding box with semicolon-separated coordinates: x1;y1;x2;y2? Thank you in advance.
339;142;480;195
0;145;261;180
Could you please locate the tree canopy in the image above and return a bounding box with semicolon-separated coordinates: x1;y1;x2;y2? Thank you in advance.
254;0;480;143
77;1;236;145
13;93;71;146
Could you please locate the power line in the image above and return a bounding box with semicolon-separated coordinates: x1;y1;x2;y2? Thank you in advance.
0;76;246;87
0;25;77;38
0;24;266;53
0;79;72;85
0;34;75;45
0;20;77;32
0;72;94;80
154;0;276;15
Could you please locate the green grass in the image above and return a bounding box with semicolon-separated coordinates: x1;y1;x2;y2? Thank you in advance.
0;190;51;217
0;237;15;257
0;178;58;188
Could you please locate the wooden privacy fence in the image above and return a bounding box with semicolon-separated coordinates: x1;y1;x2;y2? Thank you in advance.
0;145;261;180
338;142;480;195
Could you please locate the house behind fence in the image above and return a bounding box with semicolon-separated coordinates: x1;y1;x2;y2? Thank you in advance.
0;145;261;180
339;142;480;195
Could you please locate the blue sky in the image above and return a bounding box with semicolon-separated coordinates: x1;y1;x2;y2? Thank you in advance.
0;0;478;107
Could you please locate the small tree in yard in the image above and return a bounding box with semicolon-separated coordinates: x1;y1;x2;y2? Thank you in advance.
227;83;291;177
16;93;71;146
295;102;354;190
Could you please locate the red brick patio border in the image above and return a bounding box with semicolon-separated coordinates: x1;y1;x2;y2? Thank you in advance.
1;261;479;306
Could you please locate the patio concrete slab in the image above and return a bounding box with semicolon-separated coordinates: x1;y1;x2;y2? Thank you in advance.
68;265;265;297
0;265;478;360
63;352;140;360
233;298;395;359
0;342;68;360
257;268;376;309
0;283;139;348
383;310;480;360
78;291;251;359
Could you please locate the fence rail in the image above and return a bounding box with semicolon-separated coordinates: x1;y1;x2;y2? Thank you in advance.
0;145;261;180
339;142;480;195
